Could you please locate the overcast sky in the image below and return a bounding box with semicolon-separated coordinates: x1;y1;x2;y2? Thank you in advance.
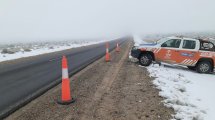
0;0;215;43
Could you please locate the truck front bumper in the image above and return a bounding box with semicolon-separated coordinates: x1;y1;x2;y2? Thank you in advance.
130;47;141;59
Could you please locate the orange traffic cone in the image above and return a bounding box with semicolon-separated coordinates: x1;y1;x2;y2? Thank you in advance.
105;43;110;62
116;43;120;52
57;56;75;105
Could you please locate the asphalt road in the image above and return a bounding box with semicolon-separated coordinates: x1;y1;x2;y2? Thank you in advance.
0;38;127;119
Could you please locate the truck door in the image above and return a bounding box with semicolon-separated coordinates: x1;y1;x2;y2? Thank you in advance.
156;39;182;64
176;39;198;66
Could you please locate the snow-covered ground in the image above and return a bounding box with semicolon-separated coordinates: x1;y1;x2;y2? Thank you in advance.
147;64;215;120
132;36;215;120
0;40;111;62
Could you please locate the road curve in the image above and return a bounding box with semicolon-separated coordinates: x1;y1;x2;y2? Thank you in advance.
0;38;128;119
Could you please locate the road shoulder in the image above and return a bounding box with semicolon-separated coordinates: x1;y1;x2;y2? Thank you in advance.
6;40;173;120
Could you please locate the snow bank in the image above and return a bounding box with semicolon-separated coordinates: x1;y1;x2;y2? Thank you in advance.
146;64;215;120
0;40;110;62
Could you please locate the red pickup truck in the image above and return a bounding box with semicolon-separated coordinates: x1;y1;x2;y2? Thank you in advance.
131;37;215;73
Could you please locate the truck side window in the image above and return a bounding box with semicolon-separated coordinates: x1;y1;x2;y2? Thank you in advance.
161;39;181;48
183;40;196;49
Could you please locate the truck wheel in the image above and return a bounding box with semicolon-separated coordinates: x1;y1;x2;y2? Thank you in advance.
139;54;152;66
187;66;196;70
196;61;212;73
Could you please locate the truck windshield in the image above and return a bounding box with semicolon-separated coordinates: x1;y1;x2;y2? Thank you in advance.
156;38;170;44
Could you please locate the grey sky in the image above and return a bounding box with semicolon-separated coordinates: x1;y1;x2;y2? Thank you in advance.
0;0;215;43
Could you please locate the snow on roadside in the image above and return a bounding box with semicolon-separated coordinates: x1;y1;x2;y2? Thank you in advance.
0;40;110;62
145;63;215;120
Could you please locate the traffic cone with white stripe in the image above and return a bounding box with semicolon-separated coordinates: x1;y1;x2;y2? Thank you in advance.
116;43;120;52
105;43;110;62
57;56;75;105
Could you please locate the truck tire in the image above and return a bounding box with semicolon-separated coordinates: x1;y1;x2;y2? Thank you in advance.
187;66;196;70
196;61;212;73
139;54;152;66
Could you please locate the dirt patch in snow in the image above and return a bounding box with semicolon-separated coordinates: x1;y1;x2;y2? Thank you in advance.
6;40;173;120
